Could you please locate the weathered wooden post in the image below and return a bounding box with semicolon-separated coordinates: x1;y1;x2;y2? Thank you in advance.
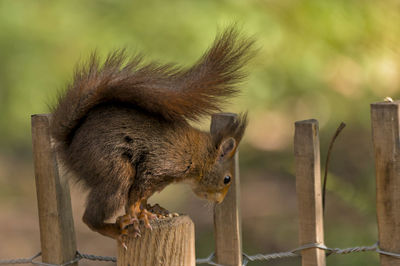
117;215;195;266
212;113;243;266
31;114;77;265
294;119;326;266
371;101;400;266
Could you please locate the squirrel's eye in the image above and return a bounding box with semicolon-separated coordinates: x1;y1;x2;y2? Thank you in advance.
223;175;231;184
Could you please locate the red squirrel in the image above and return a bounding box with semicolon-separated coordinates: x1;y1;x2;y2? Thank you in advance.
50;27;254;243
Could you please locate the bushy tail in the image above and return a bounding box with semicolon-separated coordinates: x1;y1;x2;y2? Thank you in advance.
50;27;255;146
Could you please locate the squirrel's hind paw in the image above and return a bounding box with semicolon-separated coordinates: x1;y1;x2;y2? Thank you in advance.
116;213;140;243
116;206;157;240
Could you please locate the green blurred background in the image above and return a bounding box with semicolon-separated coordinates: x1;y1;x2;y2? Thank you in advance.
1;0;399;265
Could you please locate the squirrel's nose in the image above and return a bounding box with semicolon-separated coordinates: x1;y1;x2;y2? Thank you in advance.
214;192;224;204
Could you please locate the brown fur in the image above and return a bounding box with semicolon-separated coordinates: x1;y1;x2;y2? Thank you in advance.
50;27;254;238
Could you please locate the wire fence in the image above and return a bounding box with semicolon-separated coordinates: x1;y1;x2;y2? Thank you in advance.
0;252;116;266
2;242;400;266
198;242;400;266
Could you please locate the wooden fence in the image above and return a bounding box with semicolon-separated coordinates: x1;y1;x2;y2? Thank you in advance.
30;101;400;266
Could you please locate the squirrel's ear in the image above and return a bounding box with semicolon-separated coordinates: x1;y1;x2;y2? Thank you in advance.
217;137;237;161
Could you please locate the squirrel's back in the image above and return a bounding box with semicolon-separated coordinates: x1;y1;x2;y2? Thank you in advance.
64;104;187;187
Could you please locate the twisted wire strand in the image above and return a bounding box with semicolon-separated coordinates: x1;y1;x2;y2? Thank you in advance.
325;243;378;255
0;252;41;265
376;247;400;259
242;242;325;264
76;251;117;262
196;253;222;266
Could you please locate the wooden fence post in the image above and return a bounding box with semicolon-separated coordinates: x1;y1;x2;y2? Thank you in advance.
117;215;195;266
371;101;400;266
294;119;326;266
31;114;77;265
211;113;242;266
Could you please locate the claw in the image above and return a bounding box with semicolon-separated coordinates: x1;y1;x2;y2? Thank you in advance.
131;217;140;232
118;229;129;250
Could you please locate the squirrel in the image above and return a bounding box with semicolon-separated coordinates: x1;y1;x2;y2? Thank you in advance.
50;27;254;243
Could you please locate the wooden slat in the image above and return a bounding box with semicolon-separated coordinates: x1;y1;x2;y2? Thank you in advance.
117;215;195;266
371;101;400;266
211;113;242;266
294;119;326;266
31;114;77;265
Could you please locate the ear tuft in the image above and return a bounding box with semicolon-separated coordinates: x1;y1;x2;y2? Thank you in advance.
218;137;237;160
212;112;248;148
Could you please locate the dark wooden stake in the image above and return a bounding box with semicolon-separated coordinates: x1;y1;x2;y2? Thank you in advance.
371;101;400;266
211;113;242;266
31;114;77;265
294;119;326;266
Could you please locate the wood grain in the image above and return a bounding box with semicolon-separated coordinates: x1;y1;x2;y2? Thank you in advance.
31;114;77;265
371;102;400;266
211;113;242;266
294;119;326;266
117;215;195;266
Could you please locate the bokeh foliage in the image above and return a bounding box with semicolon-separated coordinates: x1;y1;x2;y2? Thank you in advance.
1;0;399;150
1;0;400;265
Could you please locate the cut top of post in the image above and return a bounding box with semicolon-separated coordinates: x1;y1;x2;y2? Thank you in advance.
294;119;319;157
